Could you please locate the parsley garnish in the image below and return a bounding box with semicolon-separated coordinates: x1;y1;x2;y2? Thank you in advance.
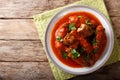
84;54;90;62
92;38;97;46
95;30;98;34
78;16;82;18
85;19;92;26
70;49;80;59
62;51;68;59
56;35;63;42
93;48;99;53
69;23;76;31
80;47;85;53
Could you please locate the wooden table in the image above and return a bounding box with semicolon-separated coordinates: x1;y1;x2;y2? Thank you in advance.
0;0;119;80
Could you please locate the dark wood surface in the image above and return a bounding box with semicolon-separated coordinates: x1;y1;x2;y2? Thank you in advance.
0;0;119;80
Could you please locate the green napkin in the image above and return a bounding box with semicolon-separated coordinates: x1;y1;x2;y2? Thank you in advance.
33;0;120;80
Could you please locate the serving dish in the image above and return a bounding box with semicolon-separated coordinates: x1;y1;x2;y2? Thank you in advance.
44;5;114;74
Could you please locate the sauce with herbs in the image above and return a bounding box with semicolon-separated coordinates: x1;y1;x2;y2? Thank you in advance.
51;12;107;68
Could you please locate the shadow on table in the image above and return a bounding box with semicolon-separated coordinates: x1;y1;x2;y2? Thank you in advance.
69;61;120;80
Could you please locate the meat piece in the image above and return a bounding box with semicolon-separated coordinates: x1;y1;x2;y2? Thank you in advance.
55;22;69;38
78;37;93;53
70;41;79;49
65;47;71;53
90;20;97;28
63;33;75;45
93;25;105;49
96;25;105;32
96;25;105;44
76;15;88;27
79;15;88;24
72;56;88;66
77;24;93;37
70;30;79;38
87;59;95;66
64;47;72;57
55;41;64;50
69;16;78;23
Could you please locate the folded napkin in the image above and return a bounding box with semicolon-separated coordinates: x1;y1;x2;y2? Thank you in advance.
33;0;120;79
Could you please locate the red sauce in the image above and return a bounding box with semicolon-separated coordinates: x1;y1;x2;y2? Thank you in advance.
51;12;107;68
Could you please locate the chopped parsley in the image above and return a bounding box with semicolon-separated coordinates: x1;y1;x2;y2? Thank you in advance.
95;30;98;34
78;16;82;18
84;54;90;62
69;23;76;31
70;49;80;59
80;47;85;53
62;51;68;59
92;38;97;46
85;19;92;26
56;35;63;42
93;48;99;53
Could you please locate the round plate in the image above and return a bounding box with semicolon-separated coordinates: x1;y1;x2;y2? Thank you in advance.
44;5;114;74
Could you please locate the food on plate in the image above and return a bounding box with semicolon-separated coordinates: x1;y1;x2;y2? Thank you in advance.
51;12;107;67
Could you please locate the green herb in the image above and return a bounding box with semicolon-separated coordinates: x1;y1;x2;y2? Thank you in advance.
62;51;68;59
70;49;80;59
84;54;90;62
80;47;85;53
71;49;76;53
69;23;76;31
85;19;92;26
78;16;82;18
92;38;97;46
56;35;63;42
93;48;99;53
95;30;98;34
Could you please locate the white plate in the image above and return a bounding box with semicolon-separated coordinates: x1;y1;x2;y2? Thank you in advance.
44;5;114;74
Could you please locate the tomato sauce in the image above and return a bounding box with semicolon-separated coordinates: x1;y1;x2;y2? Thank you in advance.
51;12;107;68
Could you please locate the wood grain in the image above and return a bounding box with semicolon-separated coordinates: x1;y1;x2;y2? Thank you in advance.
0;40;47;61
105;0;120;17
0;19;39;40
0;62;54;80
0;0;119;18
111;17;120;45
0;62;119;80
0;0;79;18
